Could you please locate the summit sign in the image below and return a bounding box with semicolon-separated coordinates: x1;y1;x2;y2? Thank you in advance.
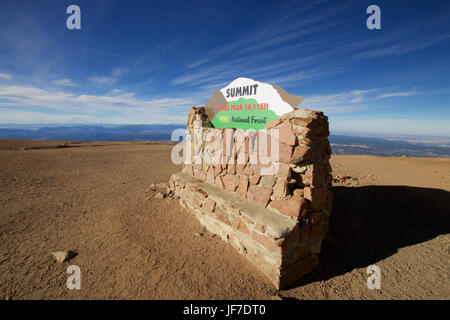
204;77;304;130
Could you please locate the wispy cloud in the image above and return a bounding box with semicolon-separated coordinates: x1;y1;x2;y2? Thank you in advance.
89;67;130;86
0;109;98;124
0;84;196;123
175;4;450;90
0;0;448;132
263;66;343;86
375;90;418;99
304;89;375;104
332;118;450;136
52;78;77;87
0;86;75;107
184;1;352;71
89;75;118;85
0;73;12;80
301;89;376;114
357;33;450;59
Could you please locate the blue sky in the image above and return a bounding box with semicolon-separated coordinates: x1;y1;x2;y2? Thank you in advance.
0;0;449;136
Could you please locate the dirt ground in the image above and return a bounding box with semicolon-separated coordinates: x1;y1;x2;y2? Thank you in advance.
0;140;448;300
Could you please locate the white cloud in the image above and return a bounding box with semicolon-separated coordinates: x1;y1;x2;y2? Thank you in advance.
0;109;97;124
331;118;450;136
0;85;196;120
301;89;375;114
0;73;12;80
52;78;77;87
89;75;118;85
375;90;418;99
0;86;75;106
0;108;188;125
357;33;450;59
88;67;130;86
263;66;342;86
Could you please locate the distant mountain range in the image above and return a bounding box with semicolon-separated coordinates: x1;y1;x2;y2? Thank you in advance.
0;124;183;142
330;135;449;158
0;124;448;158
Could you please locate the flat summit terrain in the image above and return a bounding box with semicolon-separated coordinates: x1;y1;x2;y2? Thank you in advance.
0;140;448;299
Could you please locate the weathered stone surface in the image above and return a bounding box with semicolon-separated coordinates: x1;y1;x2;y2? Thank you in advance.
232;217;250;235
265;117;282;130
206;166;215;184
193;196;203;207
222;174;238;191
227;164;236;175
260;175;276;188
241;215;254;225
214;165;222;177
279;120;296;146
280;244;311;267
279;255;318;289
202;198;216;212
175;106;333;290
276;162;291;181
215;207;229;225
237;174;249;198
310;222;327;240
293;117;314;127
243;166;254;176
215;175;225;189
291;109;318;119
250;163;261;175
308;212;325;225
247;185;272;207
193;169;207;181
304;187;328;210
275;224;308;255
303;186;312;200
269;194;309;217
291;145;311;164
225;203;240;216
254;223;266;233
308;124;327;137
252;231;274;251
236;147;249;165
192;187;207;200
169;172;296;238
279;143;293;163
272;179;288;198
301;167;313;186
249;175;261;185
236;164;245;174
185;164;193;176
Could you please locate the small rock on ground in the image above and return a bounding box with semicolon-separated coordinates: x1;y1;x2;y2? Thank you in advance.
51;250;77;263
154;192;165;199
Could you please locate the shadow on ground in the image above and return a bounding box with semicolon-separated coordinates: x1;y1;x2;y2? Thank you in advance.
287;185;450;289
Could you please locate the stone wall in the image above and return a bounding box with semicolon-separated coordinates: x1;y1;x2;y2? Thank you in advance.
169;108;333;289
